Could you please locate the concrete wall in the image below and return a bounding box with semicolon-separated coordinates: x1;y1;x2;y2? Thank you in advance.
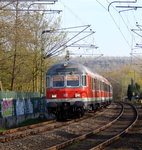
0;113;40;129
0;112;56;129
0;97;46;128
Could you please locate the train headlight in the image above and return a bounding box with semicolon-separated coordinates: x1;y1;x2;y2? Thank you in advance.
75;93;81;98
51;94;57;98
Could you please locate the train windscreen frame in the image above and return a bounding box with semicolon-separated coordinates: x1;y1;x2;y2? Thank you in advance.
52;76;65;87
66;75;79;87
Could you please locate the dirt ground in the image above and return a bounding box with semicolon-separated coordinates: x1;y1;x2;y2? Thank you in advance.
104;105;142;150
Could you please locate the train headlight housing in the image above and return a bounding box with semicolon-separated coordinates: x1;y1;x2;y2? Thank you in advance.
51;94;57;98
75;93;81;98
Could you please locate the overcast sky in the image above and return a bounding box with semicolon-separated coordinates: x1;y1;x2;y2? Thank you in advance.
49;0;142;57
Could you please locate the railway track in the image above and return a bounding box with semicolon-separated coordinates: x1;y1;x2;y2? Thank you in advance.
47;102;138;150
0;102;122;150
0;103;116;143
0;113;98;143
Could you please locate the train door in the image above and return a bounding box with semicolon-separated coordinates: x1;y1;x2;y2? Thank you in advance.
86;76;94;111
90;77;94;106
92;78;95;100
100;81;104;105
94;79;101;110
95;79;100;103
81;74;88;99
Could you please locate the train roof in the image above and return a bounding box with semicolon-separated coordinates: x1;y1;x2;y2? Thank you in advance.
47;61;111;86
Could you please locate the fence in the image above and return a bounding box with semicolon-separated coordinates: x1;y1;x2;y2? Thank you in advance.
0;91;41;99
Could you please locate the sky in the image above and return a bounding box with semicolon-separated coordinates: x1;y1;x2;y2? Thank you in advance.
48;0;142;57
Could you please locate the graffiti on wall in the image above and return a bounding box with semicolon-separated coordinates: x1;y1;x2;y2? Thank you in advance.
2;99;13;117
24;99;33;114
0;97;44;118
16;99;25;116
16;99;33;115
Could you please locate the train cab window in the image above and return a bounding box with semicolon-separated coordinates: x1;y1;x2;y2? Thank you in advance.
82;75;86;86
66;75;79;87
52;76;64;87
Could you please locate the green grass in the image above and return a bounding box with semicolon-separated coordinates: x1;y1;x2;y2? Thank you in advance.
18;118;47;127
0;128;7;132
0;118;46;131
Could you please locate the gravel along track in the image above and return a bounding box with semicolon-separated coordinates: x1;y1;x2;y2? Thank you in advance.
60;102;137;150
104;105;142;150
0;102;121;150
0;114;98;143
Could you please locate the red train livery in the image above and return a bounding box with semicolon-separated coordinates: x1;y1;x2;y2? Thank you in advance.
46;61;112;120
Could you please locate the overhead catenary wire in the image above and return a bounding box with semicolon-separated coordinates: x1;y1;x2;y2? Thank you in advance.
106;0;136;47
59;0;86;25
96;0;131;49
108;0;137;12
96;0;108;11
45;31;95;58
57;0;98;59
44;25;92;55
98;0;141;64
119;12;137;44
0;1;15;9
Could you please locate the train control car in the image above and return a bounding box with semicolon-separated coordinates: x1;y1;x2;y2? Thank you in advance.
46;61;112;120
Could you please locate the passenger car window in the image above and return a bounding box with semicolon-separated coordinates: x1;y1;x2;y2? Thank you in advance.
82;75;86;86
46;76;50;88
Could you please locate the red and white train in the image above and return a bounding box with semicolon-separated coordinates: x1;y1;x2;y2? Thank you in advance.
46;61;112;120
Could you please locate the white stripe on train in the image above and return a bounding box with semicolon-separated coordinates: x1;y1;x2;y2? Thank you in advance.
46;97;112;103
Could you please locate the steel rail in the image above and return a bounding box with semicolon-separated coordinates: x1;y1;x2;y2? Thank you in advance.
90;102;138;150
0;120;56;135
45;102;124;150
0;111;102;143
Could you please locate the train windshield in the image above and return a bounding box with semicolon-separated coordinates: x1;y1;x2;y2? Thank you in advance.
52;76;64;87
66;75;79;87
